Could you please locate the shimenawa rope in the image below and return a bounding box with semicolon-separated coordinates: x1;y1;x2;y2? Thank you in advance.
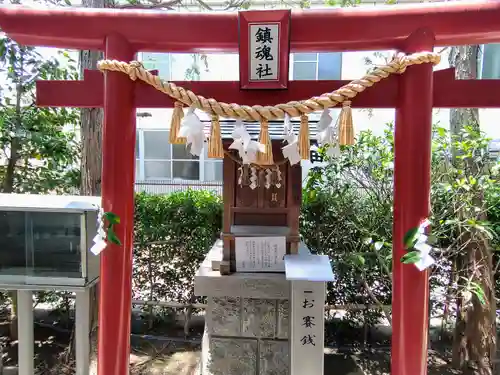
97;51;440;122
97;51;440;165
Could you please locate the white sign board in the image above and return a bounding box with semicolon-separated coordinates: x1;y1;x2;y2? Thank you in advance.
249;23;279;81
235;236;286;272
290;280;326;375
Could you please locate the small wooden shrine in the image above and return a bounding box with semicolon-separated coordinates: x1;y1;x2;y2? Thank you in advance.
167;99;350;276
220;137;302;274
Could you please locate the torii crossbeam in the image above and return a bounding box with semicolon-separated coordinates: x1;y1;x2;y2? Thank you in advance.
1;3;500;375
35;68;500;108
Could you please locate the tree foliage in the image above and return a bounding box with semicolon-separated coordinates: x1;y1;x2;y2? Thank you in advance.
301;124;499;333
0;36;80;194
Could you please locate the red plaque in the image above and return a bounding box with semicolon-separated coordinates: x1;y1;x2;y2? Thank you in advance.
239;10;291;90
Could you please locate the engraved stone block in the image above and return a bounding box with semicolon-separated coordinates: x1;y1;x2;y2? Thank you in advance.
209;297;241;336
209;338;257;375
259;340;289;375
241;277;289;299
277;299;289;339
242;298;276;338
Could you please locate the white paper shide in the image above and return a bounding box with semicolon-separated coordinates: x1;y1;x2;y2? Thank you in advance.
249;24;279;81
90;205;107;255
282;114;301;165
290;280;326;375
229;120;265;165
178;108;206;156
235;236;286;272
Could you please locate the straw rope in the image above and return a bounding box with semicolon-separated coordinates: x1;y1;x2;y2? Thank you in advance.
97;51;440;122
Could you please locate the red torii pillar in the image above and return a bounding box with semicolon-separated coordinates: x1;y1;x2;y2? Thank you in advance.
100;34;136;375
2;4;500;375
392;28;435;375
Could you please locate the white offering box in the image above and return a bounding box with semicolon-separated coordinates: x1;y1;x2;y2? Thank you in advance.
0;193;101;289
285;254;335;375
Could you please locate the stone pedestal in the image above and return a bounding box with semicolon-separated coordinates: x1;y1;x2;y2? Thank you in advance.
195;242;290;375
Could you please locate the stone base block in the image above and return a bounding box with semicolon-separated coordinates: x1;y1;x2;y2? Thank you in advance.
195;246;290;375
200;296;289;375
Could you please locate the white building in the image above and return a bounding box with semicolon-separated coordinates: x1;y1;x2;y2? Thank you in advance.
25;2;500;193
134;46;500;192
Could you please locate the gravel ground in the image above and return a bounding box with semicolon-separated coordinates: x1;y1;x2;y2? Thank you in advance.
0;308;461;375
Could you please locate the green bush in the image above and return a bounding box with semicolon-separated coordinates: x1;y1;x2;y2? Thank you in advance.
301;123;500;322
7;132;497;325
301;126;394;324
133;190;222;304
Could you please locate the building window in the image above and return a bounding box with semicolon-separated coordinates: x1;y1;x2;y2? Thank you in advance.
136;129;223;182
480;44;500;79
135;131;140;179
140;52;171;80
171;142;199;180
291;52;342;80
203;146;224;181
143;130;173;179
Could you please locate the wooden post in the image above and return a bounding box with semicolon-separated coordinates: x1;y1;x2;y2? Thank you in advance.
17;290;34;375
76;289;91;375
391;28;435;375
290;281;326;375
98;33;136;375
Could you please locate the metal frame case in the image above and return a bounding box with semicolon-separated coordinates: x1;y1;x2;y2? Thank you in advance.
0;193;101;290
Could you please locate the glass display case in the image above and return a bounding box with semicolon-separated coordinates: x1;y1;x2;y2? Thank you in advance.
0;194;101;288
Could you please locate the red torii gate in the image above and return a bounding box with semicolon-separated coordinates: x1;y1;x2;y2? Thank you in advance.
1;2;500;375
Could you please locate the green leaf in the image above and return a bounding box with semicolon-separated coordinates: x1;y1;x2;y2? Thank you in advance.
403;226;419;249
107;226;122;246
469;282;486;305
473;288;486;305
349;254;365;267
401;251;421;264
436;127;447;137
104;211;120;225
308;190;316;200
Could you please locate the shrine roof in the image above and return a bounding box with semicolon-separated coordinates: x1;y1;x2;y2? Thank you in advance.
201;120;500;157
201;119;319;141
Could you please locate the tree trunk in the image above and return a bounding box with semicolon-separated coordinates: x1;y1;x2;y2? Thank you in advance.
449;46;481;135
80;49;103;196
3;81;24;194
3;136;18;193
449;45;497;375
79;0;112;358
6;64;26;341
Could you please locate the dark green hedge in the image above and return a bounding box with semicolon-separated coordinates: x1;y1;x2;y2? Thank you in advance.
133;190;222;304
131;164;499;308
